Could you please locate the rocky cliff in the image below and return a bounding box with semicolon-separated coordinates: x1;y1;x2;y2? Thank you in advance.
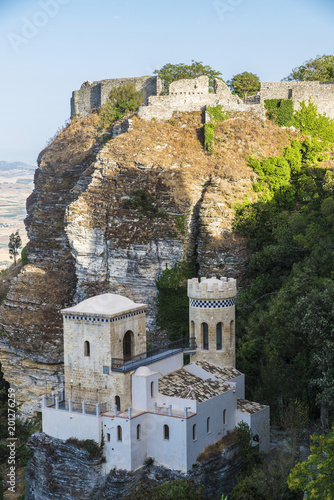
0;111;292;417
25;432;243;499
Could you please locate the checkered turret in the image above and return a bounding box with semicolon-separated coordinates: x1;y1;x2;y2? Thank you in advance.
188;277;236;367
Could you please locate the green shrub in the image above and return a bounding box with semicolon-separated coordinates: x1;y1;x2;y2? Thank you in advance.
294;99;334;142
99;82;144;128
66;438;102;459
123;189;166;218
156;261;195;340
204;123;216;154
264;99;294;127
21;246;28;266
207;105;228;123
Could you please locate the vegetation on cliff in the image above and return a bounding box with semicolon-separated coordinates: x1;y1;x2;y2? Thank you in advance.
99;82;145;128
235;102;334;427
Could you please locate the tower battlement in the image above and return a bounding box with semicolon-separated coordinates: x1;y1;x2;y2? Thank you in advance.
187;277;236;300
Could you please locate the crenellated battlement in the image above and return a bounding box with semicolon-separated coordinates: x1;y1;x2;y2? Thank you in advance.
187;277;236;300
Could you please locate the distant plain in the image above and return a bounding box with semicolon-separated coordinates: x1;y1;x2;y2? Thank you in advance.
0;162;35;269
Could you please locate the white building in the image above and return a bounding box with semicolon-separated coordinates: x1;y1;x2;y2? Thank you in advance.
42;277;270;473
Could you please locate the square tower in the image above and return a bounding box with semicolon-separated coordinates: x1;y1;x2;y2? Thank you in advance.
62;293;147;412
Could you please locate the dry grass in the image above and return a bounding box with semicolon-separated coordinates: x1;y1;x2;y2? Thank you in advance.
197;429;238;462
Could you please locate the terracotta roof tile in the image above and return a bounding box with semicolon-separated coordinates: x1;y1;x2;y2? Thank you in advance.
159;369;231;403
195;361;242;381
237;398;268;414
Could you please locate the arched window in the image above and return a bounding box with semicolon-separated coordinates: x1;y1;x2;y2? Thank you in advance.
223;409;226;425
207;417;210;433
123;331;134;361
151;381;154;398
202;323;209;350
216;322;222;350
117;425;122;441
191;320;195;337
230;320;235;348
137;424;141;440
84;341;90;357
193;424;196;441
115;395;121;412
163;424;169;440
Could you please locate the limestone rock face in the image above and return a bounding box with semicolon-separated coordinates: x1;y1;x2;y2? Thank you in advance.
25;433;103;499
0;112;291;417
25;432;243;499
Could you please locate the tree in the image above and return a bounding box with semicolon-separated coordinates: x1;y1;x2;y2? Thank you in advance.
8;230;22;266
99;82;144;128
283;54;334;82
227;72;260;99
155;60;223;95
287;428;334;499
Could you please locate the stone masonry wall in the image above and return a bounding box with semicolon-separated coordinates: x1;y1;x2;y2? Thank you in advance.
71;76;161;117
138;76;264;121
261;81;334;118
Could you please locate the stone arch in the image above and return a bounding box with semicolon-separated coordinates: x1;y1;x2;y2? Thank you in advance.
163;424;169;440
190;320;195;337
216;322;222;350
230;320;235;348
201;322;209;350
123;330;134;360
84;341;90;357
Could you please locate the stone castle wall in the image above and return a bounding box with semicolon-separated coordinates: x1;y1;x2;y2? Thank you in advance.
71;76;161;117
261;81;334;118
138;76;264;121
71;74;334;122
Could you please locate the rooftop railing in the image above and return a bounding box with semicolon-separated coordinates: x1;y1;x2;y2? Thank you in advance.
111;336;197;372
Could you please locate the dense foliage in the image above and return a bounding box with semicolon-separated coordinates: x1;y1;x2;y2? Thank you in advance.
156;261;195;341
99;82;144;128
287;427;334;499
264;99;294;127
227;72;260;99
204;123;216;154
234;103;334;424
155;60;222;94
124;478;205;500
283;54;334;81
206;105;228;123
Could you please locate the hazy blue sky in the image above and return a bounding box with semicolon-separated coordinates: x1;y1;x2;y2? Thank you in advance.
1;0;333;165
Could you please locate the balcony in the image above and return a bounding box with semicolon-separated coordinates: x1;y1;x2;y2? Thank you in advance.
111;336;197;372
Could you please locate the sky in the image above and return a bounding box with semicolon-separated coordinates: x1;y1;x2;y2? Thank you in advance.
0;0;333;165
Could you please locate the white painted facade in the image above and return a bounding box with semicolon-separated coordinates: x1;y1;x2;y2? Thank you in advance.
42;277;270;473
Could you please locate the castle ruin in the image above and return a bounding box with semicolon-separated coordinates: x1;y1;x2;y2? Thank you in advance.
70;74;334;121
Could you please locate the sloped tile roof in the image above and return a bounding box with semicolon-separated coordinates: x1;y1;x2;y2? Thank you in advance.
195;361;242;381
159;369;231;403
237;398;268;415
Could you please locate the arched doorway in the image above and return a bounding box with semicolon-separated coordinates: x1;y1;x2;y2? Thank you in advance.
123;331;134;361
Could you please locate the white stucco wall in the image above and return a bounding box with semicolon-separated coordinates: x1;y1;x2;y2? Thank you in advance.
42;407;101;443
185;388;237;469
103;415;133;470
132;369;160;411
236;406;270;453
147;352;183;375
146;413;187;472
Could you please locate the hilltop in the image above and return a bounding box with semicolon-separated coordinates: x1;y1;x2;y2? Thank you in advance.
0;109;297;417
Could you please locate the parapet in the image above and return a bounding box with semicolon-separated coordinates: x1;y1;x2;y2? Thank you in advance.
187;277;236;300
